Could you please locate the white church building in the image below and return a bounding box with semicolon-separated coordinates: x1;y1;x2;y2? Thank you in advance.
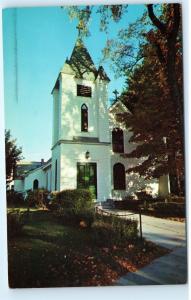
13;39;170;201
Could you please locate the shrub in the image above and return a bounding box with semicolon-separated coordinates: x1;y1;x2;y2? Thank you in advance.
7;211;27;238
165;194;185;204
49;189;94;227
6;190;25;207
92;214;138;246
150;202;185;217
56;208;95;228
26;189;49;209
152;195;166;203
50;189;93;214
136;191;154;202
114;199;143;211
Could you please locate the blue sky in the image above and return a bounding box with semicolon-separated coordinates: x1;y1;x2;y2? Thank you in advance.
3;5;145;161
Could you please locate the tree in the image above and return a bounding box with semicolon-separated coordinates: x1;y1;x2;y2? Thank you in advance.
66;4;183;130
5;130;23;183
118;39;184;194
65;4;184;194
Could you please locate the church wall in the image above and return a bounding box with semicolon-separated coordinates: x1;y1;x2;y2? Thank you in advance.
111;154;158;199
52;89;59;146
59;74;99;141
24;167;46;191
14;179;24;192
96;81;110;143
51;145;61;191
47;168;52;191
43;167;52;191
109;109;159;198
59;143;111;201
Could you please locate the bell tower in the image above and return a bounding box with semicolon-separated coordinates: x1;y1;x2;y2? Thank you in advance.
51;37;111;200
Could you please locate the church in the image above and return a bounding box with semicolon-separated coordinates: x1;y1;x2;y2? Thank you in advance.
12;38;170;201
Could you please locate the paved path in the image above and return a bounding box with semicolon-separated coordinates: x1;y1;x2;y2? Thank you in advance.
103;209;187;285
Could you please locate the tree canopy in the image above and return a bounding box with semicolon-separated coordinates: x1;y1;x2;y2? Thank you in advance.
66;4;184;195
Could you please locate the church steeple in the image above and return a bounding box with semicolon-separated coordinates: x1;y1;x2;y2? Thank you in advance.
68;38;97;79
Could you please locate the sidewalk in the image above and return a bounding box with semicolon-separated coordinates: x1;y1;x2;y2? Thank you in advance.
103;210;187;285
116;246;187;285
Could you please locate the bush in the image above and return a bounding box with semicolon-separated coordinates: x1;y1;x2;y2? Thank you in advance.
7;211;27;238
54;208;95;228
6;190;25;207
136;191;154;202
92;214;138;246
165;194;185;204
114;199;143;211
150;202;185;217
26;189;49;209
49;189;94;227
50;189;93;214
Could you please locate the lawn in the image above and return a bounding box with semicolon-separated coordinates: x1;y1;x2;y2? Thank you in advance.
8;210;169;288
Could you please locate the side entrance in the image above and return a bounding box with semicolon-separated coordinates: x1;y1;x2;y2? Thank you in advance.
77;162;97;199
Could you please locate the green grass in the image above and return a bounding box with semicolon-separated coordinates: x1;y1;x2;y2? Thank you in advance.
8;210;169;288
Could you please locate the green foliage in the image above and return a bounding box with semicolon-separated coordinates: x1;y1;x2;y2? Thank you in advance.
92;214;138;246
26;189;49;209
5;130;23;182
150;202;185;217
55;209;95;228
52;189;93;214
49;189;94;227
7;211;26;238
6;190;25;207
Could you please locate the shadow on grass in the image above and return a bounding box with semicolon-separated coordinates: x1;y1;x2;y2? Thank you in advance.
8;210;169;288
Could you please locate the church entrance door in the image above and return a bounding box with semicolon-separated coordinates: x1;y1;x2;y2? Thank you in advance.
77;163;97;199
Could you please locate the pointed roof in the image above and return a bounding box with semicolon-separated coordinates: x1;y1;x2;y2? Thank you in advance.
68;38;97;79
96;66;110;82
52;38;110;92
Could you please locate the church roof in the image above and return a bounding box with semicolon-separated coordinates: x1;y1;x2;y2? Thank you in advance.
68;38;97;79
52;38;110;93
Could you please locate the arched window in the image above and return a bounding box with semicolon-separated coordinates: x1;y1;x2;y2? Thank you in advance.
113;163;126;190
112;128;124;153
81;104;88;132
33;179;39;190
55;160;57;190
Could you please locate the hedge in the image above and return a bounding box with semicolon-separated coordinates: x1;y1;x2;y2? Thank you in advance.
6;190;25;207
92;213;138;246
150;202;185;217
50;189;93;213
114;199;143;211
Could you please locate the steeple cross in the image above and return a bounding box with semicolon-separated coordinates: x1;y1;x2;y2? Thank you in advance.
113;89;119;101
76;23;83;37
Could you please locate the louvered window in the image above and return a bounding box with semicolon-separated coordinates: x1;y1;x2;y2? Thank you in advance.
77;84;92;97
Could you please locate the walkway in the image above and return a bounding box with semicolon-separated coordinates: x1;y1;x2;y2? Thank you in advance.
104;209;187;285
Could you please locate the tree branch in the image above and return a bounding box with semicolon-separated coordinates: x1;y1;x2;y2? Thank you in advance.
147;4;167;35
